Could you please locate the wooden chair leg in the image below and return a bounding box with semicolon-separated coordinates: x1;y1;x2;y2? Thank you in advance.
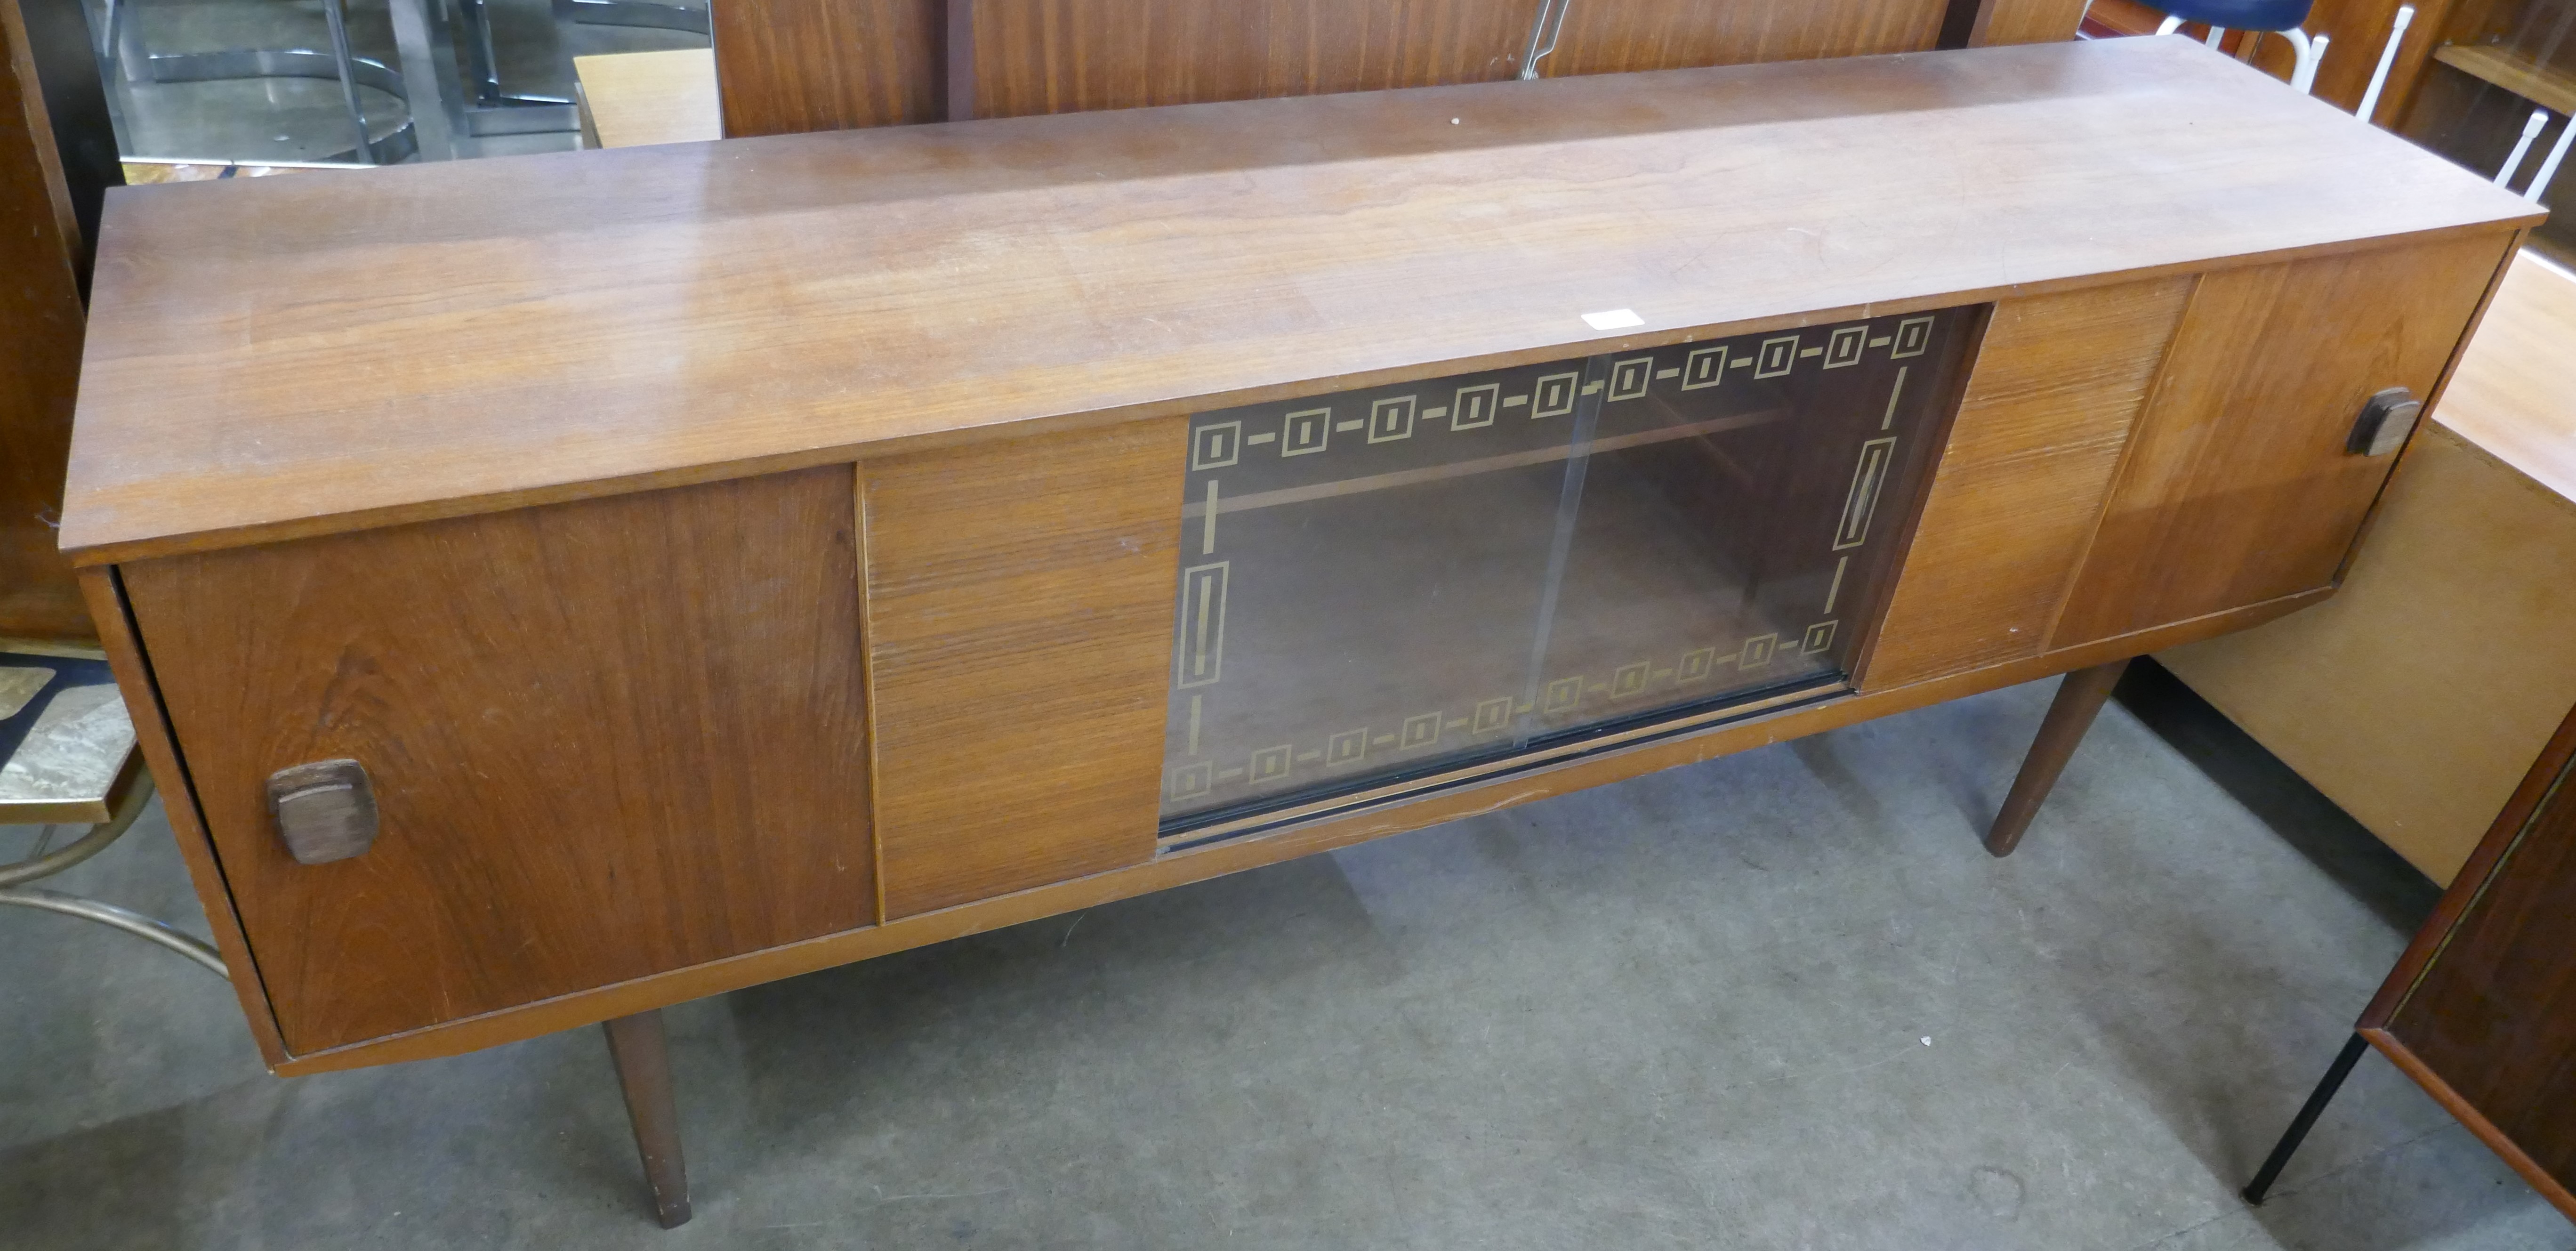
1985;658;2131;857
603;1009;692;1228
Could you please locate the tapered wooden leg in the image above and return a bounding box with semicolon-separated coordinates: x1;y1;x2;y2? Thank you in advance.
603;1009;692;1228
1985;658;2131;857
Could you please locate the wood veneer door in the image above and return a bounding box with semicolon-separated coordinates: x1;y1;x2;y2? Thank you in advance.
1858;276;2193;689
2053;233;2516;646
862;420;1183;919
122;468;875;1055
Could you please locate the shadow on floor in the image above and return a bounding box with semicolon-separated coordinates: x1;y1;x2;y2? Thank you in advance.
2117;657;2443;935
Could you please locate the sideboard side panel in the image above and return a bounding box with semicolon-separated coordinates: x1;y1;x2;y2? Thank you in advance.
122;468;876;1055
76;566;291;1064
1856;276;2192;689
863;419;1184;919
2051;232;2515;647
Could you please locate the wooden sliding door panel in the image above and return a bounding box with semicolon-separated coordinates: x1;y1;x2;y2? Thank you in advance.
122;468;875;1054
1544;0;1948;77
972;0;1537;119
1856;276;2192;689
2053;234;2513;647
714;0;945;136
863;419;1183;918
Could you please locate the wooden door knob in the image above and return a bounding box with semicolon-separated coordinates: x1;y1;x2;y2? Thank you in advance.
267;759;379;864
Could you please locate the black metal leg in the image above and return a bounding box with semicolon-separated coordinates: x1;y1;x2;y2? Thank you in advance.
2244;1032;2370;1205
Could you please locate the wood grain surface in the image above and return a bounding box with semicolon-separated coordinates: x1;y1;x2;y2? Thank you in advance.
717;0;2029;135
2435;252;2576;503
2053;234;2513;645
968;0;1535;118
576;49;720;148
119;468;875;1054
77;566;291;1064
861;420;1180;918
1538;0;1944;78
0;6;91;640
713;0;944;136
2365;701;2576;1220
266;586;2328;1074
2158;421;2576;885
64;38;2538;565
1857;278;2191;688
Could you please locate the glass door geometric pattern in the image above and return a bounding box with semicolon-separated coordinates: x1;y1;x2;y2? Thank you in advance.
1161;307;1978;840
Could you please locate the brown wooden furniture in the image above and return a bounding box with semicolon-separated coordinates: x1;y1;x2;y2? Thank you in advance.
61;38;2538;1226
715;0;2092;136
0;0;94;645
574;49;720;149
2087;2;2576;260
2400;1;2576;261
2160;250;2576;885
2085;0;2459;124
2246;696;2576;1219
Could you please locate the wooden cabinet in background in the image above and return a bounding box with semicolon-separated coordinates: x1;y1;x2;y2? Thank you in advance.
2249;694;2576;1222
0;0;92;644
60;37;2534;1220
2363;700;2576;1217
714;0;2093;135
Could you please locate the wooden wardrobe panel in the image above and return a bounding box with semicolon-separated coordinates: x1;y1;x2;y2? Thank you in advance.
713;0;944;137
0;7;90;641
1542;0;1948;78
971;0;1537;119
1856;277;2191;690
2053;234;2512;647
122;468;875;1055
862;419;1183;918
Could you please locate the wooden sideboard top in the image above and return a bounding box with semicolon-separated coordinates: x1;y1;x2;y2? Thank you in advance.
62;36;2538;563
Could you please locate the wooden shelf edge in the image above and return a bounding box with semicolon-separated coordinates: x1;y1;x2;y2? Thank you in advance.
2432;44;2576;119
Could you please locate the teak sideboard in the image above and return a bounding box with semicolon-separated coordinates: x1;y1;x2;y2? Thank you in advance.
60;37;2540;1225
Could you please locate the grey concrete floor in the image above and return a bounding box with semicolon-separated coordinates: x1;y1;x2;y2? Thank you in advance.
3;666;2571;1249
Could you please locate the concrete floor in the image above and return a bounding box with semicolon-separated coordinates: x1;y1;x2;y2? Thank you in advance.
3;665;2571;1249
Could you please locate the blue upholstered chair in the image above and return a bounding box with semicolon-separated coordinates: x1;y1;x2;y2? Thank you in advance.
2150;0;2328;95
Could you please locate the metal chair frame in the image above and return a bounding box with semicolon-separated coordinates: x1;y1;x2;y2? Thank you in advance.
97;0;418;164
1;771;228;978
2155;13;2330;95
